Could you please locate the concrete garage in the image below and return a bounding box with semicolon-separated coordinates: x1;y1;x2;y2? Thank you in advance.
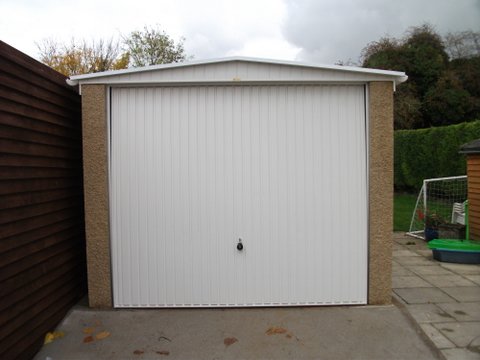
68;57;407;308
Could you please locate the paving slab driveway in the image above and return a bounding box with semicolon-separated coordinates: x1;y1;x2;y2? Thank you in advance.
34;304;440;360
393;232;480;360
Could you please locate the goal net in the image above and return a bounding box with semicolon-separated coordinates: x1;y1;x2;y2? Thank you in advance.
407;175;468;240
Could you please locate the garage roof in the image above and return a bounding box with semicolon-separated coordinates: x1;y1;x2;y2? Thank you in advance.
68;56;408;91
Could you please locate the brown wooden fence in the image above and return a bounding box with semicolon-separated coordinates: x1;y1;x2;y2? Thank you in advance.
0;40;86;360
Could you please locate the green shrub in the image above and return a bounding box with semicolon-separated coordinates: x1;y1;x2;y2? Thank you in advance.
394;120;480;191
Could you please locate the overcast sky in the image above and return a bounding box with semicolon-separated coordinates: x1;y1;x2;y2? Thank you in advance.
2;0;479;65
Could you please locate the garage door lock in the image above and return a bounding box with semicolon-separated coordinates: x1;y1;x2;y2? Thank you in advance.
237;239;244;251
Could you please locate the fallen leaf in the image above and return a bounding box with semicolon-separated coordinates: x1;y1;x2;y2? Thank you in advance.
96;331;111;340
56;331;65;338
133;350;144;355
44;331;65;344
224;337;238;346
44;333;54;344
265;326;287;335
156;350;170;356
82;327;95;334
83;336;94;343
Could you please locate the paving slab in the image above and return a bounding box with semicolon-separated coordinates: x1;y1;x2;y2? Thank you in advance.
419;323;456;349
393;232;480;358
465;275;480;285
440;287;480;302
437;302;480;322
415;249;434;258
394;288;456;304
394;236;425;248
441;348;480;360
392;265;414;276
433;322;480;348
409;265;455;276
392;276;433;288
392;261;406;269
405;244;431;252
440;263;480;275
406;304;455;323
422;275;476;288
34;305;441;360
393;235;422;246
395;256;437;266
393;249;421;257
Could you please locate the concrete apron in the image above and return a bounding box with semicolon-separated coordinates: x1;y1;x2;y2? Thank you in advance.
34;303;441;360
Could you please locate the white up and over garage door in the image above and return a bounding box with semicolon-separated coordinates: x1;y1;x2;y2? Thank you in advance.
110;85;368;307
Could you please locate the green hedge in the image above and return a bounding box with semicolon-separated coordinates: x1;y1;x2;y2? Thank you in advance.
394;120;480;191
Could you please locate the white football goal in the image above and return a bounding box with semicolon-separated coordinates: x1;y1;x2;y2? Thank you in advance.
407;175;468;240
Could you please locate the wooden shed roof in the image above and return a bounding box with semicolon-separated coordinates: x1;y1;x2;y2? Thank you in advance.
460;139;480;154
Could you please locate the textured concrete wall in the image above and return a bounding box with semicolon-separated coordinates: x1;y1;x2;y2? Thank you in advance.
368;82;394;305
82;85;112;308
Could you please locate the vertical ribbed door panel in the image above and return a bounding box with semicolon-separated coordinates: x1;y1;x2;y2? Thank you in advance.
110;85;367;307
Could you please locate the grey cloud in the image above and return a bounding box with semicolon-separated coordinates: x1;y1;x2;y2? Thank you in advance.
282;0;480;64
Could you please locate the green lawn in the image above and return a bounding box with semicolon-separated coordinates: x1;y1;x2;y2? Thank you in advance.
394;193;417;231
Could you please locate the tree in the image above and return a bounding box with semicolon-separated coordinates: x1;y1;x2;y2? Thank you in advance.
402;24;449;97
334;58;357;66
423;71;474;126
37;38;128;76
393;83;423;129
361;37;405;71
362;24;448;99
123;26;188;67
37;26;189;75
447;56;480;120
360;24;479;129
450;56;480;101
444;30;480;60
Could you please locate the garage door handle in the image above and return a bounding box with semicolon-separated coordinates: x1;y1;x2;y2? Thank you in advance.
237;239;244;251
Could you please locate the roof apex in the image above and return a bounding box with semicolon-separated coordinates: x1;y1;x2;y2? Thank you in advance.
68;56;408;86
